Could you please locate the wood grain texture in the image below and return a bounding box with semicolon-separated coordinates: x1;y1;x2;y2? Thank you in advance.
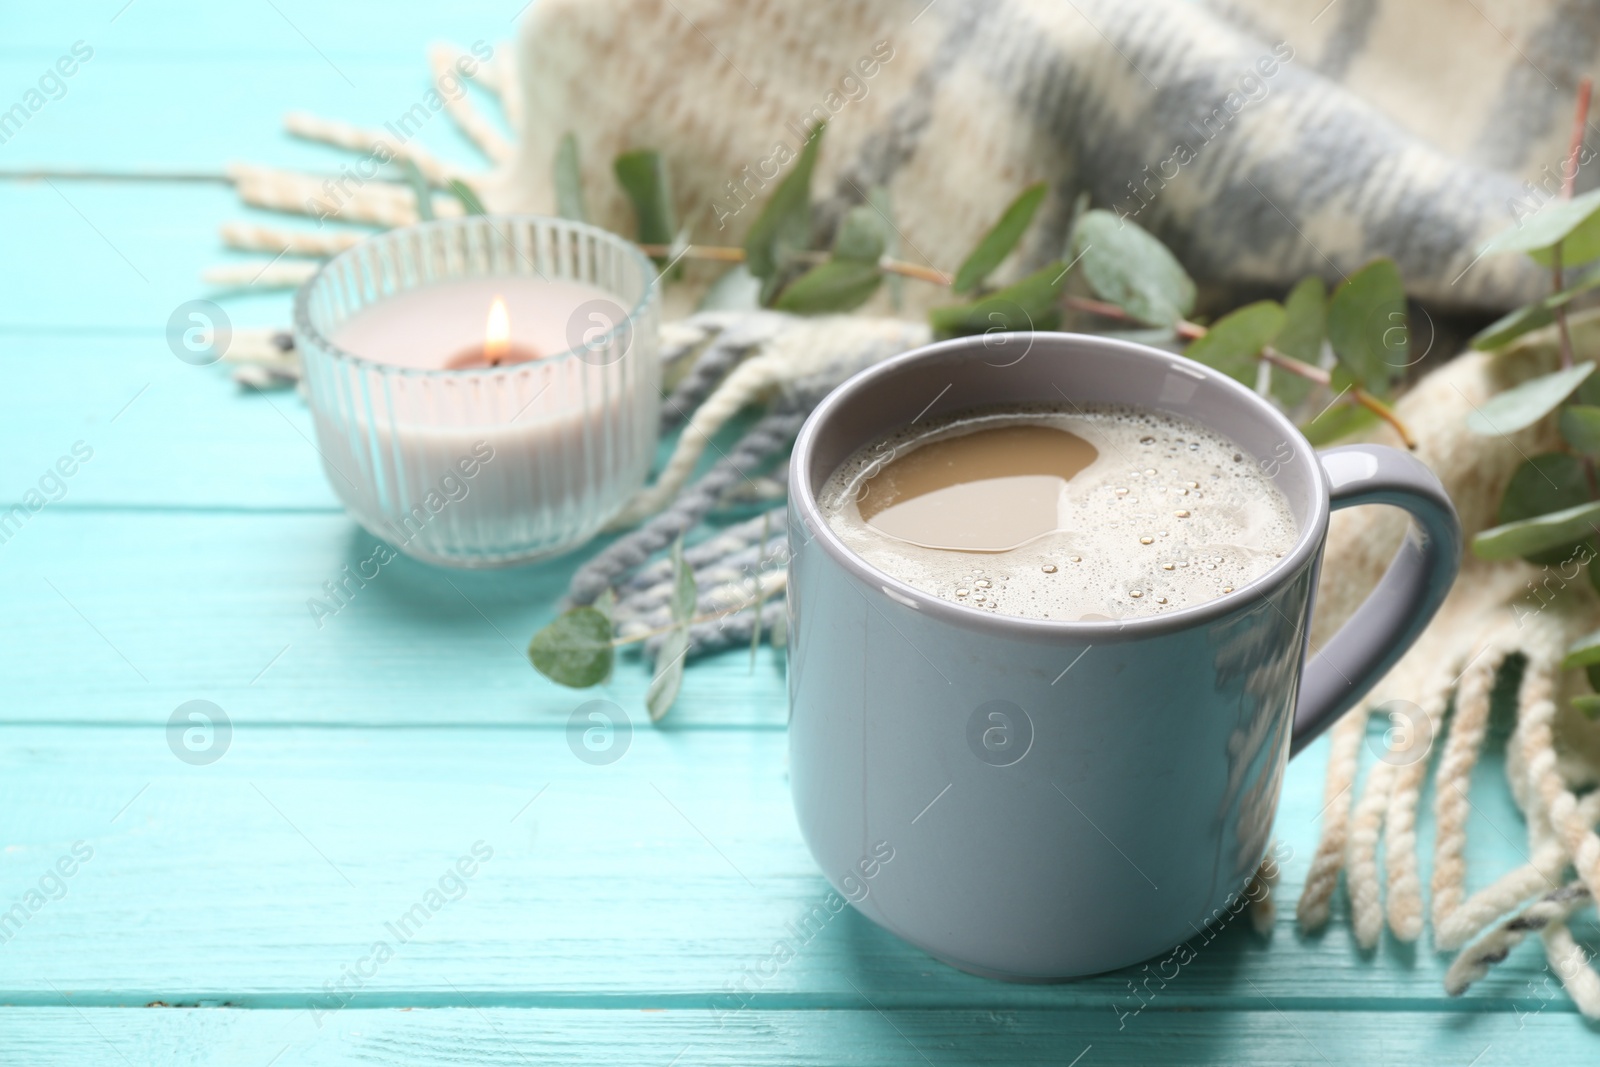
0;1008;1593;1066
3;0;1597;1061
0;725;1586;1013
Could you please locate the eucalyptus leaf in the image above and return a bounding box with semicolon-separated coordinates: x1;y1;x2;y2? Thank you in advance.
670;537;697;622
1300;400;1378;446
1499;453;1590;522
1480;187;1600;266
1470;303;1556;352
928;261;1067;339
1560;405;1600;456
397;159;433;221
1070;210;1195;327
1472;500;1600;560
1326;259;1408;395
744;124;824;303
1498;452;1591;563
952;181;1048;294
613;150;676;264
832;203;887;264
869;186;903;311
1563;628;1600;669
1271;277;1325;407
1582;369;1600;407
1465;362;1595;435
1572;695;1600;721
527;607;613;688
1470;271;1600;351
697;264;763;312
750;512;771;667
448;179;486;216
1185;301;1285;385
645;626;690;722
554;132;588;223
774;260;883;313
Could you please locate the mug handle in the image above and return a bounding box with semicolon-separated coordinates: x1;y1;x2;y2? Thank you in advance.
1290;444;1462;757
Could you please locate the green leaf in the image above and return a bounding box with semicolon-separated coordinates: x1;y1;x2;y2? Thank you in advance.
670;537;697;622
1590;660;1600;688
1563;628;1600;669
645;626;689;722
1466;362;1596;435
1299;401;1378;446
831;203;887;264
768;607;787;650
1561;405;1600;456
554;132;588;223
774;260;883;313
1184;301;1285;385
749;512;772;668
1572;695;1600;721
744;124;824;303
527;607;613;688
447;179;486;216
1480;187;1600;266
1470;272;1600;351
1326;259;1408;396
397;159;433;221
928;261;1067;339
1499;453;1591;522
1497;453;1592;563
613;150;676;272
697;264;762;312
1069;210;1195;327
952;182;1048;294
1271;277;1326;407
1473;500;1600;560
1470;303;1556;352
1581;366;1600;406
869;186;904;311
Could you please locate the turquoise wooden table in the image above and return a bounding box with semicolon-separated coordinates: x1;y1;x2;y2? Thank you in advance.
0;2;1595;1062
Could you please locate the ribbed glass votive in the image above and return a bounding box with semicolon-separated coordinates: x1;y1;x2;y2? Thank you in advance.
294;215;660;567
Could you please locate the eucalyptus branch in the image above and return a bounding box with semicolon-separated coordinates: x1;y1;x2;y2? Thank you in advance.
609;572;788;648
1062;296;1416;447
635;243;950;284
1553;77;1591;371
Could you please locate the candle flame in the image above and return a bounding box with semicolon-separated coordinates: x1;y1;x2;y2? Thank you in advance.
484;296;510;366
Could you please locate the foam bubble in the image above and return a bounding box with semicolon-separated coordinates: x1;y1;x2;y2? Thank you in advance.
819;402;1299;621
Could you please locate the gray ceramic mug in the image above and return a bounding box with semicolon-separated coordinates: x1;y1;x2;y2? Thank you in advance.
785;332;1459;980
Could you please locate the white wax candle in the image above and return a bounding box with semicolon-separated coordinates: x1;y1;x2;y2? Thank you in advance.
316;275;653;566
332;276;619;369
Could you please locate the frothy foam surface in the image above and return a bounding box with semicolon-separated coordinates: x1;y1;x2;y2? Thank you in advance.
818;403;1299;621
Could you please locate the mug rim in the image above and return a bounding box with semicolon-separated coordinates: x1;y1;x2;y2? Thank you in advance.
788;331;1332;641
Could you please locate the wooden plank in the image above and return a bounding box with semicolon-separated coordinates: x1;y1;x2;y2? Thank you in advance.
0;144;458;335
0;338;336;509
1;0;525;59
0;1007;1586;1066
0;723;1579;1010
0;54;505;175
0;511;787;727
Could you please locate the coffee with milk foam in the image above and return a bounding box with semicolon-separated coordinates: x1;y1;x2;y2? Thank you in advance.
818;403;1299;621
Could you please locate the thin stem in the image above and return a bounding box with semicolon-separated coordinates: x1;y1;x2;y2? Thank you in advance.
1065;297;1417;447
634;243;951;284
609;572;787;648
1562;77;1595;490
1554;244;1576;369
1564;77;1593;199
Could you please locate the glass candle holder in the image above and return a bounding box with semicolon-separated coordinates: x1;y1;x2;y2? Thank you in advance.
294;215;660;567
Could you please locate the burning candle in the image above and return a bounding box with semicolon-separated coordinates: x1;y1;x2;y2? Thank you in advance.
296;216;661;567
